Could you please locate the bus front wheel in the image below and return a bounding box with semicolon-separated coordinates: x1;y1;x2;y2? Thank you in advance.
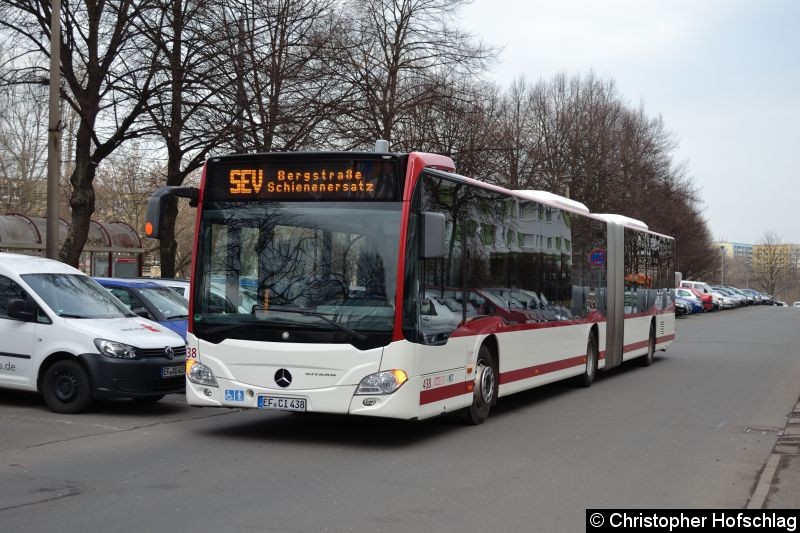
465;344;497;425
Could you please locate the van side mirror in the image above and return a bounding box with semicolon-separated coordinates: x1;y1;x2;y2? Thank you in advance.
420;212;445;259
145;186;199;239
7;299;35;322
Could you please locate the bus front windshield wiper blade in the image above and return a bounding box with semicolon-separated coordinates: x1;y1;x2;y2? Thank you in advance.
252;306;368;341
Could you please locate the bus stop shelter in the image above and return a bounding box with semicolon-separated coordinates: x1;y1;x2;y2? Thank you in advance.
0;213;144;277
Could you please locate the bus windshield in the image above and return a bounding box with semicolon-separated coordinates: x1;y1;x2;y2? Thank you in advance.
193;201;401;345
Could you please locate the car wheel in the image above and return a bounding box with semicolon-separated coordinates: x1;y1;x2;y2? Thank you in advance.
42;360;94;414
465;344;497;425
580;330;598;387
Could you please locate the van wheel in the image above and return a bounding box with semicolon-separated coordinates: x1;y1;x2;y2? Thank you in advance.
465;344;497;425
42;360;93;414
580;331;598;387
641;324;656;367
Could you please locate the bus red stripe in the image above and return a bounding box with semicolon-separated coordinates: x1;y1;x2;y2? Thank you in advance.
499;355;587;385
624;340;649;352
418;333;676;405
419;382;467;405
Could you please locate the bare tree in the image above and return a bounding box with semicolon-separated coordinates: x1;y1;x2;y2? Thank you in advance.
138;0;247;277
0;78;48;214
752;232;792;297
336;0;495;149
402;72;501;180
0;0;161;265
213;0;344;153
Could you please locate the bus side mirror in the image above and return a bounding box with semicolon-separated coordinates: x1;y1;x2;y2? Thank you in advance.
420;212;445;259
144;186;199;239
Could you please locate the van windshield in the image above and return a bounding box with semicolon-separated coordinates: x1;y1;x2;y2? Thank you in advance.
22;274;135;319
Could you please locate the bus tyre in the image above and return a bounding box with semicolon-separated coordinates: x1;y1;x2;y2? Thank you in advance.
42;360;93;414
641;324;656;367
466;344;497;425
580;331;598;387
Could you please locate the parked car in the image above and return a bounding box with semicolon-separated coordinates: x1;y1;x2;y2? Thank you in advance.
710;290;735;309
712;286;745;307
725;286;754;305
793;302;800;308
0;253;186;413
674;299;690;316
143;278;189;299
146;278;257;314
745;289;771;305
94;278;189;339
674;288;704;313
686;287;713;311
680;280;719;309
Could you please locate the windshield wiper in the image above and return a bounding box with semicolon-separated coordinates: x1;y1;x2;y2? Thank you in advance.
252;306;368;341
60;313;88;318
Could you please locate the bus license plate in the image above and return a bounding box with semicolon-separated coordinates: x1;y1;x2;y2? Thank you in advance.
161;365;184;378
258;396;307;412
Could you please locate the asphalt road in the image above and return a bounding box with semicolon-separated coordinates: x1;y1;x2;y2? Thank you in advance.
1;306;799;532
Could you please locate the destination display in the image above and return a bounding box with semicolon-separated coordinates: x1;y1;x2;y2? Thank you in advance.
205;157;403;202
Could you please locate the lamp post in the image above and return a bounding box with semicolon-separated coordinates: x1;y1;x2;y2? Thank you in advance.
720;245;725;285
46;0;62;259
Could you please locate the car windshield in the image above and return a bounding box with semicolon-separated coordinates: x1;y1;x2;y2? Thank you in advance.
137;286;189;320
22;274;134;319
193;201;401;343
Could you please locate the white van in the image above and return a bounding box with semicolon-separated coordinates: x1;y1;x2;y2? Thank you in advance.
0;253;186;413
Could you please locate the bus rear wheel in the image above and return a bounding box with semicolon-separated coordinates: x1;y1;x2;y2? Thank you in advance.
465;344;497;425
580;331;598;387
641;323;656;367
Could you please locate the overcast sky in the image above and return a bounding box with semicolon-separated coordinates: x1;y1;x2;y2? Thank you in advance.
458;0;800;245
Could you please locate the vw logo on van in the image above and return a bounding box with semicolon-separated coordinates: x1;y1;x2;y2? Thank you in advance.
274;369;292;388
164;346;174;360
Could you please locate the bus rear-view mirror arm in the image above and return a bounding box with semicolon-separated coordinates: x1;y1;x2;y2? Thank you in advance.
420;211;445;260
144;186;199;239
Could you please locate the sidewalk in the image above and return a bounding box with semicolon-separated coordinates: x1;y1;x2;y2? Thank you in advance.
747;396;800;508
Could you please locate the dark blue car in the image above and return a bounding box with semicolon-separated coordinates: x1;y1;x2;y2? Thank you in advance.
94;278;189;339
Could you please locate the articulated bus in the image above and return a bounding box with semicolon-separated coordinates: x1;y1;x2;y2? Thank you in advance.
145;143;675;424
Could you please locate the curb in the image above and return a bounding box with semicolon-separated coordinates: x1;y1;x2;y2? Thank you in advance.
747;397;800;509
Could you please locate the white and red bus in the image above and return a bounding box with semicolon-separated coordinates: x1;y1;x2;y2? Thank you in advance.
145;143;675;424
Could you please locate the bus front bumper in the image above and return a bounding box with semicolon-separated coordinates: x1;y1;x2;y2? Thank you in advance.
186;376;422;420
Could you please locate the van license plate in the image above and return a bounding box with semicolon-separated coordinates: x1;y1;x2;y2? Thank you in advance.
258;396;307;412
161;365;184;378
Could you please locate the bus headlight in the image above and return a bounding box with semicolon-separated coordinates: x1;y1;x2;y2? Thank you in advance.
187;360;218;387
355;369;407;395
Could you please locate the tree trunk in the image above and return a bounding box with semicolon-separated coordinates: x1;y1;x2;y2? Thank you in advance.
59;119;96;267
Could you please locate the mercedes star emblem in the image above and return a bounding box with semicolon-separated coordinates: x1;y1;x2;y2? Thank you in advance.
274;368;292;388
